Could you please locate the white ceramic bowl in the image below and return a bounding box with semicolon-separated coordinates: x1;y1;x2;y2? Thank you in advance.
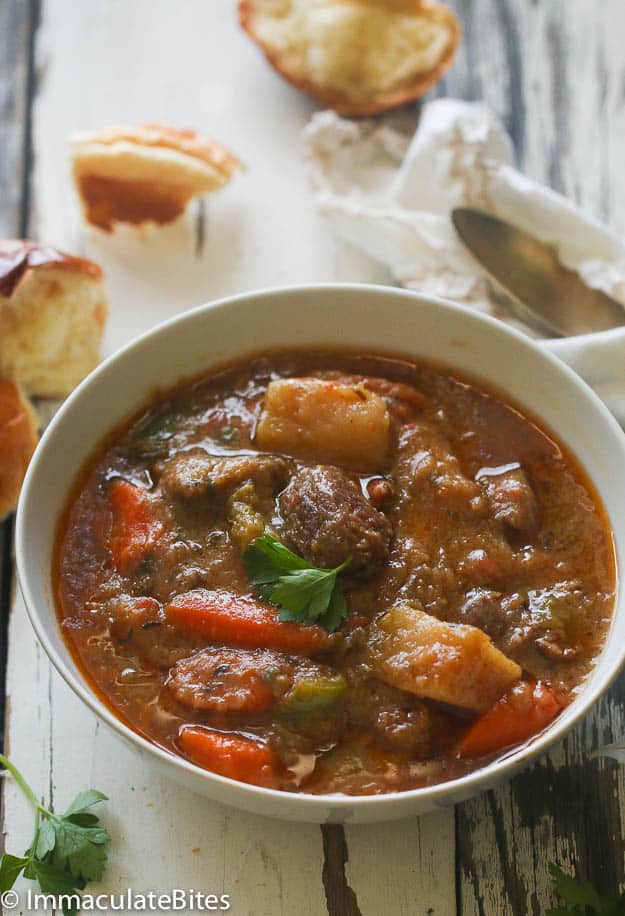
16;284;625;823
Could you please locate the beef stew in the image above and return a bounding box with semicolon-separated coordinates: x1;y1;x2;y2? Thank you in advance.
54;351;615;795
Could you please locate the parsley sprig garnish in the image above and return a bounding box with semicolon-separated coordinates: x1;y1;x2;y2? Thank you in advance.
548;863;625;915
0;753;110;915
243;534;350;632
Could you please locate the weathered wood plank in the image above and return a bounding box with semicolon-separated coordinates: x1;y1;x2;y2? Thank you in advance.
0;0;37;238
4;2;456;914
0;0;40;760
0;521;12;748
444;1;625;912
5;1;625;914
345;812;456;915
458;704;625;915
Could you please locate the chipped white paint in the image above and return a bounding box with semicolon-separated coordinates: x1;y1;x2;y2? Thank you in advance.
459;695;625;915
4;2;451;915
6;1;625;914
345;812;456;915
443;1;625;912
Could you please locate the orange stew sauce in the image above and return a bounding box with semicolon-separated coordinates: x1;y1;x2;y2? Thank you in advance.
54;351;615;795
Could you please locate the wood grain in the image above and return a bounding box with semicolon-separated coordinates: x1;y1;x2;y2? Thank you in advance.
2;3;453;915
442;2;625;913
322;827;362;916
0;0;38;238
3;1;625;914
0;0;39;755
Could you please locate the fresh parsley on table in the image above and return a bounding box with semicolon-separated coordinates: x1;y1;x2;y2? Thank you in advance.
548;864;625;915
243;534;350;632
0;753;110;916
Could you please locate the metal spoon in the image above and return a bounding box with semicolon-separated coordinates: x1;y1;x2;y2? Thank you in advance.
452;208;625;337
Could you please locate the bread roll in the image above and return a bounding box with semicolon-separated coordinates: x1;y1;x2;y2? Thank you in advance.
71;124;242;231
239;0;461;116
0;379;38;520
0;240;107;397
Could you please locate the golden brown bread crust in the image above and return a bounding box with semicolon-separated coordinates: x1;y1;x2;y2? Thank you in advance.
74;176;186;232
239;0;461;116
71;124;242;232
0;239;107;397
86;125;242;179
0;380;38;520
0;240;103;299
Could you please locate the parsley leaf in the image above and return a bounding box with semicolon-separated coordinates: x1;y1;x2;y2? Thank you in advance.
64;789;108;816
35;817;56;859
272;567;339;622
32;860;83;916
244;534;310;582
0;854;28;892
67;837;108;883
321;582;348;633
65;812;101;827
243;534;350;632
547;863;625;915
50;816;110;881
32;860;82;895
0;753;110;910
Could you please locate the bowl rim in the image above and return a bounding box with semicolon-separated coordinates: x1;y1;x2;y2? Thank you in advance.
15;281;625;814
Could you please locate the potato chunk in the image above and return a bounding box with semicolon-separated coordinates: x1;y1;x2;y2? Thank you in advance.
256;377;389;471
370;603;521;712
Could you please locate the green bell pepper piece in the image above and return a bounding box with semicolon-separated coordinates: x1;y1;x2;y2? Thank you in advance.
281;675;348;717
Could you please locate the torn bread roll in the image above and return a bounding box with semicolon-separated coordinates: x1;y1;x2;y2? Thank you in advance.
71;124;242;231
0;240;107;397
0;380;38;520
239;0;461;116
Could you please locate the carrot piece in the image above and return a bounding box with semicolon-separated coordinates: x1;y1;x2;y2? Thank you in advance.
166;588;332;654
178;726;281;786
195;668;276;714
167;647;281;714
109;479;162;576
457;680;561;758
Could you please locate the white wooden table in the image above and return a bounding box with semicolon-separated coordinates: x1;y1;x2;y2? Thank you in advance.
2;2;625;914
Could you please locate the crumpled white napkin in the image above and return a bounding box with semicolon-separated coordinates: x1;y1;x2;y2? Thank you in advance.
304;99;625;423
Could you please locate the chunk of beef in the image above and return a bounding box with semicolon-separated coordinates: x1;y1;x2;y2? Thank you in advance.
395;554;456;618
453;531;519;589
159;449;289;506
506;581;588;662
149;529;253;602
456;587;506;638
373;704;431;754
108;594;162;640
167;647;294;713
478;466;537;531
398;421;486;515
319;372;427;421
348;679;431;755
359;377;427;411
158;450;213;502
107;594;194;668
527;581;583;624
279;465;392;575
386;423;524;611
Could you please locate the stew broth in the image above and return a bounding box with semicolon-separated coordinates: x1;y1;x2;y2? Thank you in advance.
54;351;615;795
